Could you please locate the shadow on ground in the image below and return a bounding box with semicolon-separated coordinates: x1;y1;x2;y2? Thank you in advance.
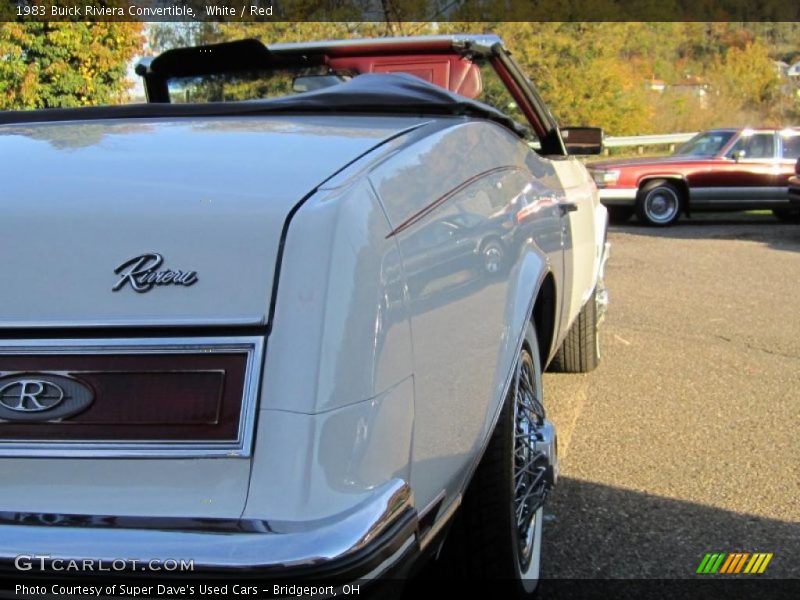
542;477;799;579
609;212;800;254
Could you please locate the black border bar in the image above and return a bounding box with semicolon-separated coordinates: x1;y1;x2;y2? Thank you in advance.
3;0;800;23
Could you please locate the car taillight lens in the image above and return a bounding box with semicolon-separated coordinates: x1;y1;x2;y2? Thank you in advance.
0;352;247;442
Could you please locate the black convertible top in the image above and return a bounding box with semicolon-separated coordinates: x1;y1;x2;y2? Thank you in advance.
0;73;524;137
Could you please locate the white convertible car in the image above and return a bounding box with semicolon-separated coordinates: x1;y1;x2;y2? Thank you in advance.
0;35;608;593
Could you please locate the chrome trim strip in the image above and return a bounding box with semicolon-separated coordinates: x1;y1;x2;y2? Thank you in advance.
419;495;461;552
690;186;787;201
267;34;502;55
0;336;264;458
595;241;611;325
0;479;414;573
598;188;637;201
418;490;446;525
0;316;264;329
362;536;416;579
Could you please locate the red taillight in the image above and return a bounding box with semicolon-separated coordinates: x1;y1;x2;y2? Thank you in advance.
0;352;248;442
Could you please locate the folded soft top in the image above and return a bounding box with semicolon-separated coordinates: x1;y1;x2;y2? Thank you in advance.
0;73;524;137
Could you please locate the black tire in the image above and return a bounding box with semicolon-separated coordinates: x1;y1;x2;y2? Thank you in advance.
636;180;682;226
607;206;634;224
437;323;547;596
772;208;800;223
550;287;600;373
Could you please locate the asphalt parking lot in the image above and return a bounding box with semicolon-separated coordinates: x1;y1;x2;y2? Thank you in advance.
541;212;800;579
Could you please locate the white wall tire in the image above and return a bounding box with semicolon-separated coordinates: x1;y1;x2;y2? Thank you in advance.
636;180;682;226
517;506;543;589
436;323;550;597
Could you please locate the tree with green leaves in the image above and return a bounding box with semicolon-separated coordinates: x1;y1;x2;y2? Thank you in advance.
0;22;144;110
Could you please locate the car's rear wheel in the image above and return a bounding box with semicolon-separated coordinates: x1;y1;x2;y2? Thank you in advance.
437;323;553;596
550;286;602;373
607;206;634;224
636;180;682;226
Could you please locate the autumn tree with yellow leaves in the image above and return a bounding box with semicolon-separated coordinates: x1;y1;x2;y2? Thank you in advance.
0;22;144;109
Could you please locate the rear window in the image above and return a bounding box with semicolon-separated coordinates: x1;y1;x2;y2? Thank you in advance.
781;132;800;160
726;133;776;160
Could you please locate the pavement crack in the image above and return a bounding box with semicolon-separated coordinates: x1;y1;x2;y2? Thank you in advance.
739;342;800;361
711;333;800;360
615;325;800;361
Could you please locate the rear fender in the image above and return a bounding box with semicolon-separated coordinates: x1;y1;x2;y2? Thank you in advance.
484;240;554;457
443;242;555;513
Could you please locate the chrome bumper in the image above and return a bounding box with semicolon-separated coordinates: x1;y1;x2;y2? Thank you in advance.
0;479;417;579
538;419;558;487
598;188;637;205
595;241;611;324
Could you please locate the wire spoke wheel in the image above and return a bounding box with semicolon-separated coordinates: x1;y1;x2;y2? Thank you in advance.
512;347;548;573
435;324;552;596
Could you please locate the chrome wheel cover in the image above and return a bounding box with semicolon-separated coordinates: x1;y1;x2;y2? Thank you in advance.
644;187;679;224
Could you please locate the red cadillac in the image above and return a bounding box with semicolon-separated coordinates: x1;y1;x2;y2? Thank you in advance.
788;158;800;210
589;127;800;226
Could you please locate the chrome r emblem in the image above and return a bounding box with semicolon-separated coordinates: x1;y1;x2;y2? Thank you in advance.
113;253;198;293
0;380;64;412
0;374;95;421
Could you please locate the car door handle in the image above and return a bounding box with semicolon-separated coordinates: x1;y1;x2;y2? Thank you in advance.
559;201;579;214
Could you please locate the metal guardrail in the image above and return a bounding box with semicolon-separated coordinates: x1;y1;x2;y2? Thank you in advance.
604;132;697;148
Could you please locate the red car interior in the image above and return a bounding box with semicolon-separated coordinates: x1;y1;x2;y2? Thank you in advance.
328;54;483;99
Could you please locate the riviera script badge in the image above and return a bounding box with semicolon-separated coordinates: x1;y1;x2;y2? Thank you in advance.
113;253;198;293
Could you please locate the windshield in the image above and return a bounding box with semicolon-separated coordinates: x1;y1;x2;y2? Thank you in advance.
162;56;532;136
166;66;349;103
158;53;536;145
674;131;736;157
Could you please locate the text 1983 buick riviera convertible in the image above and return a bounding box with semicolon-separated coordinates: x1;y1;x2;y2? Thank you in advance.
0;35;608;593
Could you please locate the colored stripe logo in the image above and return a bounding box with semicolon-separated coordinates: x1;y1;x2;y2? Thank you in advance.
697;552;773;574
